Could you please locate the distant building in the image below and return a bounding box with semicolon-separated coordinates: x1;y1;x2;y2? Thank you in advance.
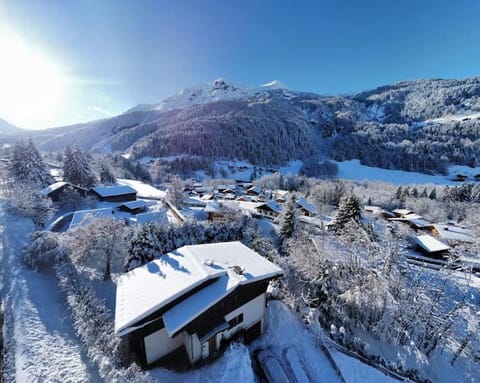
414;235;451;257
256;201;282;219
118;200;147;214
115;242;283;367
90;185;137;202
295;198;317;217
40;181;88;202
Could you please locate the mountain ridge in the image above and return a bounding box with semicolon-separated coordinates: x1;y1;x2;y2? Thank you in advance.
20;76;480;174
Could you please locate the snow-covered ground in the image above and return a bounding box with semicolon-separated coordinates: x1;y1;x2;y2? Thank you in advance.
0;204;101;382
335;159;480;185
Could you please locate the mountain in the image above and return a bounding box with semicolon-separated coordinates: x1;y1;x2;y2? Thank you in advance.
30;77;480;174
0;118;23;135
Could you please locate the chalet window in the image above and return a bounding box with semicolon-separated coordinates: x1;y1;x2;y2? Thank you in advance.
228;313;243;328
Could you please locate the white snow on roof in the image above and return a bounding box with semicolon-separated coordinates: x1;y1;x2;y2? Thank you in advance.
118;200;146;210
415;235;451;253
392;208;414;217
433;223;473;243
296;198;316;214
115;242;283;337
257;201;282;213
69;207;114;230
117;179;166;199
204;201;221;213
92;185;136;197
135;211;169;225
40;181;67;196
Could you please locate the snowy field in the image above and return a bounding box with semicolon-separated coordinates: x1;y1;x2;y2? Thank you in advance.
335;159;480;186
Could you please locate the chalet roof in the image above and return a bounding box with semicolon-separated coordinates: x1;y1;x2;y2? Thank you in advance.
40;181;68;196
118;200;147;211
433;223;473;243
69;207;114;230
91;185;137;197
414;235;451;253
247;185;262;195
117;179;166;199
204;201;221;213
257;201;282;214
115;241;283;337
393;209;416;218
295;198;316;214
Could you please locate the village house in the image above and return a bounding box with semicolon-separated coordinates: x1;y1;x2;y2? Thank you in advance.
295;198;317;217
115;242;283;368
118;200;147;214
255;201;282;219
40;181;88;202
90;185;137;202
414;234;451;258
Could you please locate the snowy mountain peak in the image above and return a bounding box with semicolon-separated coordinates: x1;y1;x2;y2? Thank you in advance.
126;78;290;114
261;80;289;90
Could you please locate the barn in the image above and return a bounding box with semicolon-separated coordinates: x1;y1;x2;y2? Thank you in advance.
115;241;283;368
90;185;137;202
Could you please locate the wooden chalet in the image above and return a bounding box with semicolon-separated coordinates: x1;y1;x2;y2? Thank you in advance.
247;185;262;196
40;181;88;202
295;198;317;217
255;201;282;219
118;200;147;214
115;242;283;368
414;235;451;258
90;185;137;202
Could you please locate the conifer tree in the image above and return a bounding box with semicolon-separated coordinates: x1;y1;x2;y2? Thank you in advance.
125;223;160;272
9;139;49;185
331;194;362;233
280;195;297;239
99;162;116;185
63;143;95;187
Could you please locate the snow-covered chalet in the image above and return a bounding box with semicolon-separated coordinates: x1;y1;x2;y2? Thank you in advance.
115;241;283;367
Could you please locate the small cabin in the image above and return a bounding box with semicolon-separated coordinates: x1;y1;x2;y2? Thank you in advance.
115;242;283;368
118;200;147;214
40;181;88;202
256;201;282;219
90;185;137;202
414;235;451;258
295;198;317;217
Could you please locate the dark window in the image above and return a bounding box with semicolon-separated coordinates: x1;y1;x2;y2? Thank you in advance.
228;313;243;328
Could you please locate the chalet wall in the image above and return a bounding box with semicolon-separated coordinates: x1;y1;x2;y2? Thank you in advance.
144;328;184;365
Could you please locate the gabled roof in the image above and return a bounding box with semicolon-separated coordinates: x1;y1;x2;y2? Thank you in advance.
414;235;451;253
115;242;283;337
91;185;137;197
118;200;147;211
295;198;316;214
433;223;473;243
40;181;68;196
247;185;262;195
69;207;114;230
257;201;282;214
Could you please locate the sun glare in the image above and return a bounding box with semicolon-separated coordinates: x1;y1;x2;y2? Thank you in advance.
0;30;66;128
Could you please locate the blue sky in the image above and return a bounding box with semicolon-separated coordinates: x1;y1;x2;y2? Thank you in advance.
0;0;479;129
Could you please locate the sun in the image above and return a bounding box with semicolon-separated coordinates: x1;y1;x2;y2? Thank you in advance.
0;30;66;129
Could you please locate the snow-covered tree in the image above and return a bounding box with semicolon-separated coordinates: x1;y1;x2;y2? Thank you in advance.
330;194;362;233
167;175;184;208
7;182;56;227
8;138;49;185
63;144;95;187
125;222;161;272
99;162;116;185
24;230;64;270
65;218;130;280
279;194;297;239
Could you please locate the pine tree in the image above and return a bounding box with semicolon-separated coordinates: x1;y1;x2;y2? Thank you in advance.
125;223;161;272
395;186;403;200
63;143;95;187
280;195;296;239
331;194;362;233
420;187;428;198
429;187;437;200
9;139;49;185
99;162;116;185
411;187;418;198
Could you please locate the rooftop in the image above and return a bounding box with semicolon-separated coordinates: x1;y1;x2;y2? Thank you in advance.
414;235;451;253
115;241;283;337
69;207;115;230
91;185;137;197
